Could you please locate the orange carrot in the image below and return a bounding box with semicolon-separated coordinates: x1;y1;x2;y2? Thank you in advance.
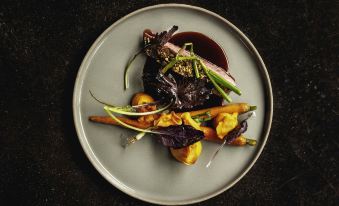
201;126;256;146
201;126;220;143
89;116;151;129
177;103;255;118
89;116;256;146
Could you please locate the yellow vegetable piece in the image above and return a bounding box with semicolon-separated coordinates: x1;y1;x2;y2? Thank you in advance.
215;113;238;139
131;92;154;106
154;111;182;127
170;141;202;165
181;112;202;131
138;114;159;124
131;92;157;124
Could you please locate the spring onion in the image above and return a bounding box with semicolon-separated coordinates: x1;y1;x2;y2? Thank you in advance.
105;101;172;116
199;60;232;102
104;106;160;134
208;70;242;95
90;90;172;116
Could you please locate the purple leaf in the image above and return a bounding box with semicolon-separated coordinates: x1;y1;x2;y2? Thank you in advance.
154;125;204;148
225;121;248;144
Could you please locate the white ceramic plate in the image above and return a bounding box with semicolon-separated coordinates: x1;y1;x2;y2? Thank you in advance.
73;4;273;205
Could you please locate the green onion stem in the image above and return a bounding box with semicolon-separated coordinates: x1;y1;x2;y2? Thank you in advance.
124;49;144;90
105;101;172;116
122;132;146;147
161;59;177;73
188;43;194;54
193;59;200;78
182;43;200;78
192;111;211;122
162;56;197;74
192;118;204;123
89;90;116;108
176;43;193;58
199;60;232;102
192;111;211;118
208;70;242;95
192;116;212;123
104;106;160;134
90;90;171;114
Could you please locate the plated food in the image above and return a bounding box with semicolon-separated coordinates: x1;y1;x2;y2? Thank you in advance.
88;26;257;166
73;4;273;204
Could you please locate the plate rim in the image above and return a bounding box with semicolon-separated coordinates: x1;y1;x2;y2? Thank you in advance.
73;3;273;205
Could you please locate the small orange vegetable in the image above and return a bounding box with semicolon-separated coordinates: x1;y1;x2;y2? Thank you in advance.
170;141;202;165
181;112;202;131
230;135;257;146
201;126;219;142
88;116;151;129
131;92;155;106
201;126;256;146
230;135;247;146
137;114;159;124
131;92;158;124
154;111;182;127
214;113;238;139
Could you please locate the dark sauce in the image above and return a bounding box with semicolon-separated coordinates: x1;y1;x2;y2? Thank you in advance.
169;32;228;71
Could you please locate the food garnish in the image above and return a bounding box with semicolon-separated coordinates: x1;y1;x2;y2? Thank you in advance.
89;26;258;166
214;113;238;139
156;125;205;148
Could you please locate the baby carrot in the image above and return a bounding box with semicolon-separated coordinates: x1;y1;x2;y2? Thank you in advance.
88;116;151;129
201;126;256;146
178;103;256;119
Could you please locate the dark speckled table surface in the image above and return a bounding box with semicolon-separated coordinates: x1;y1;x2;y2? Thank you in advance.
0;1;338;205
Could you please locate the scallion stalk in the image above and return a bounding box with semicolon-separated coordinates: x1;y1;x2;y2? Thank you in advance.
105;101;172;116
90;90;171;115
199;60;232;102
208;70;242;95
193;59;200;78
104;106;160;134
162;56;197;74
124;49;144;90
161;59;177;73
